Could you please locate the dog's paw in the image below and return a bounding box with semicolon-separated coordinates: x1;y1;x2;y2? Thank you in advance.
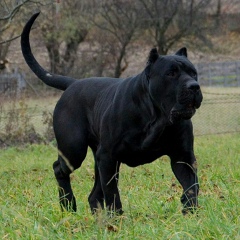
182;206;199;216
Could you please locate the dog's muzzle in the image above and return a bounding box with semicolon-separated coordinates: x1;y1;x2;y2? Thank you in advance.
170;80;203;123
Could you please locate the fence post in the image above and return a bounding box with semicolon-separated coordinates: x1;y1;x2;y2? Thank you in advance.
208;64;211;86
237;62;240;87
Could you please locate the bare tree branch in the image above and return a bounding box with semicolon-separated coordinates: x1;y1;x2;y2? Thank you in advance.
0;25;37;45
0;33;21;45
0;0;30;21
0;0;33;33
92;0;141;77
139;0;214;54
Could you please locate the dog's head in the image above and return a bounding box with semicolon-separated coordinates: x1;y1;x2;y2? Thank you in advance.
145;47;203;124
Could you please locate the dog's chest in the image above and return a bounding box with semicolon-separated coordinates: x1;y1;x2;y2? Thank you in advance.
118;147;165;167
114;132;167;167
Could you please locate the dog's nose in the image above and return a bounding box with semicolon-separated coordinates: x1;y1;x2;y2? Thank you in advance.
186;81;200;93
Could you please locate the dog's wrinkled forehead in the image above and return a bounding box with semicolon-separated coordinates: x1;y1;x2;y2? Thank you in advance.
145;48;197;80
159;55;196;73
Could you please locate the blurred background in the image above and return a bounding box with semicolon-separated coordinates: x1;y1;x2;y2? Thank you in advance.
0;0;240;146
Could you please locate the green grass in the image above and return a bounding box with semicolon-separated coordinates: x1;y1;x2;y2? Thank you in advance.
0;134;239;239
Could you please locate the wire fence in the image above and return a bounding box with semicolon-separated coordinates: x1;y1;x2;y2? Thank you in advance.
193;61;240;135
196;61;240;87
192;90;240;135
0;61;240;147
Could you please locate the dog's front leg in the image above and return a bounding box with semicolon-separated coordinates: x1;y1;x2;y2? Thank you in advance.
88;162;104;214
97;150;123;215
170;152;199;215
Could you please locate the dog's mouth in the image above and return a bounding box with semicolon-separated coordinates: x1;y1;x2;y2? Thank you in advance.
169;86;203;124
169;103;196;123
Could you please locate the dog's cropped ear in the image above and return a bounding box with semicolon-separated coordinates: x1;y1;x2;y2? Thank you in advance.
175;47;187;58
145;48;159;80
148;48;159;64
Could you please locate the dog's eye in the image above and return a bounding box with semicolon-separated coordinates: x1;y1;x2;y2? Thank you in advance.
190;72;197;78
167;70;177;77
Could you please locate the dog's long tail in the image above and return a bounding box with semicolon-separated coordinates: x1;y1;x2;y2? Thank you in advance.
21;12;76;91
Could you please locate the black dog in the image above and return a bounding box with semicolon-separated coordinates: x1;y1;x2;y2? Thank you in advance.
21;13;203;215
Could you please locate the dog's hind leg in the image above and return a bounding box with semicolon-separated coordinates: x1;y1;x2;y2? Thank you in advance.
52;96;90;212
88;161;104;214
53;144;88;212
53;157;76;211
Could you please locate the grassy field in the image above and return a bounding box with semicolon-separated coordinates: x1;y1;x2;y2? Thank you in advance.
0;134;239;239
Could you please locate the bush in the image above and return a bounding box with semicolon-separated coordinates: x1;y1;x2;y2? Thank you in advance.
0;97;54;147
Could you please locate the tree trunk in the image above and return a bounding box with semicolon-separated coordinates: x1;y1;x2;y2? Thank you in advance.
114;44;126;78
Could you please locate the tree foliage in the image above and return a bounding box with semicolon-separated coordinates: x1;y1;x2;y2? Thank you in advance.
0;0;229;78
0;0;50;60
40;0;90;75
139;0;215;54
0;0;30;60
93;0;142;77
